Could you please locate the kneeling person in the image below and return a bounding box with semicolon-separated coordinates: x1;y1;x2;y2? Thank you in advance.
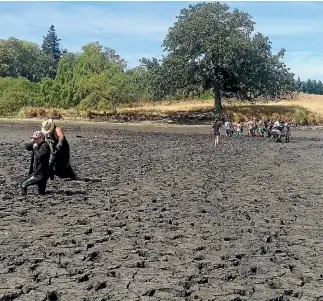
21;131;51;196
41;119;77;180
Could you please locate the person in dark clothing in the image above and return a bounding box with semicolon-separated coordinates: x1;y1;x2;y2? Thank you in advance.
266;120;273;137
212;119;222;148
21;131;51;196
41;119;77;180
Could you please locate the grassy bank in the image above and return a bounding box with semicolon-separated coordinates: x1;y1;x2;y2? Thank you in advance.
16;94;323;125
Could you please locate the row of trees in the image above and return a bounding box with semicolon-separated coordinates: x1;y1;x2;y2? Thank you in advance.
0;25;64;82
296;77;323;95
0;2;318;116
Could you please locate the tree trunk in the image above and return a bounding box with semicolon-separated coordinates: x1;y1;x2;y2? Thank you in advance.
213;82;222;117
112;104;117;114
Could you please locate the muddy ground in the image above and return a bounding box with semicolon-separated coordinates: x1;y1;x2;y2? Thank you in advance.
1;122;323;301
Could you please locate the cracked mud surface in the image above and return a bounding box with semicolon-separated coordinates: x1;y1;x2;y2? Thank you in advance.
1;122;323;301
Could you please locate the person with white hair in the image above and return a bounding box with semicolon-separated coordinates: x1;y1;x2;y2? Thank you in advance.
271;119;286;142
22;131;51;196
41;119;77;180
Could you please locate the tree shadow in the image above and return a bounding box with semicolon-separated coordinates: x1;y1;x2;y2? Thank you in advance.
226;104;310;118
165;104;311;124
167;109;215;124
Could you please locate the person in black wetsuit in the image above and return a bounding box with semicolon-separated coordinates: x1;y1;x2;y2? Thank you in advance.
21;131;51;196
41;119;77;180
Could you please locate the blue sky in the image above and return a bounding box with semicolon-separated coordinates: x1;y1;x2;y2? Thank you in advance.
0;1;323;81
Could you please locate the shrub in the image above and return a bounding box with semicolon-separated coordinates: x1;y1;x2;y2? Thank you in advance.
0;77;40;116
294;108;309;125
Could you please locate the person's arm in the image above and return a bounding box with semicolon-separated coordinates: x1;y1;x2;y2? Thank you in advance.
49;127;65;165
52;127;65;155
55;127;65;139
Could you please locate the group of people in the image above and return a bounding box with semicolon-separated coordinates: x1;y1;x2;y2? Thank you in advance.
21;119;77;196
212;117;291;147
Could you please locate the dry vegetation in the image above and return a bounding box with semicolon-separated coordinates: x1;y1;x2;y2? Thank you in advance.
16;93;323;125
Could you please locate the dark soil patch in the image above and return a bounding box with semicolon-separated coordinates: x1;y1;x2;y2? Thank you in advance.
1;122;323;300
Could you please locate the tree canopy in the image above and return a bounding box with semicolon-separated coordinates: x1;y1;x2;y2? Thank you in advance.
0;3;319;117
161;2;296;114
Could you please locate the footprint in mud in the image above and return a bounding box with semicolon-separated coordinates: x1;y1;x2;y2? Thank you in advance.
51;190;87;196
47;291;59;301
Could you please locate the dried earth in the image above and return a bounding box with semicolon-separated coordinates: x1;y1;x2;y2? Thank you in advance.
1;122;323;301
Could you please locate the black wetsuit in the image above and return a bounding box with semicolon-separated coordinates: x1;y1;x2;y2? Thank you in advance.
47;127;76;179
22;140;51;195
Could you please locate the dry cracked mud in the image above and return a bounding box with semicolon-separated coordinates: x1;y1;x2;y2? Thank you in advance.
1;122;323;301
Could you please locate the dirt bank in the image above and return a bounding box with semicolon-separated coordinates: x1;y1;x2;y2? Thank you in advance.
1;122;323;300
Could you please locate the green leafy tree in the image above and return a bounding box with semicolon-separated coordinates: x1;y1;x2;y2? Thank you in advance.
68;42;133;111
0;38;48;82
162;2;295;114
39;53;77;108
55;52;78;85
0;77;40;115
126;66;151;101
233;44;295;100
76;64;135;113
73;42;107;78
163;2;255;113
102;66;136;112
140;55;203;100
102;47;127;69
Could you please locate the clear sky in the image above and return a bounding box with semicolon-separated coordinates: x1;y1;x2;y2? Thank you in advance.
0;1;322;81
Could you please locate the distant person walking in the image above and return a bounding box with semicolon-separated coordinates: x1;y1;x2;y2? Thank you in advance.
224;120;232;137
212;119;222;148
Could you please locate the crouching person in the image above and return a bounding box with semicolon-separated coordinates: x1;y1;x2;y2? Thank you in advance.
41;119;77;180
21;131;51;196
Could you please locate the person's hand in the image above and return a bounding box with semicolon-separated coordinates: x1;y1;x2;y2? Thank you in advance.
33;143;38;148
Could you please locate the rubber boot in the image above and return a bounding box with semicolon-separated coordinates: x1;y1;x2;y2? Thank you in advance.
37;183;47;195
21;186;27;196
67;165;77;180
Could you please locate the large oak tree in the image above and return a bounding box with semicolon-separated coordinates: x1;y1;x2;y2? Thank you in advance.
162;2;295;114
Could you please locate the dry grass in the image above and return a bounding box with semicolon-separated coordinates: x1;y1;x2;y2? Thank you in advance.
17;93;323;125
18;107;82;119
117;99;214;113
265;94;323;115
